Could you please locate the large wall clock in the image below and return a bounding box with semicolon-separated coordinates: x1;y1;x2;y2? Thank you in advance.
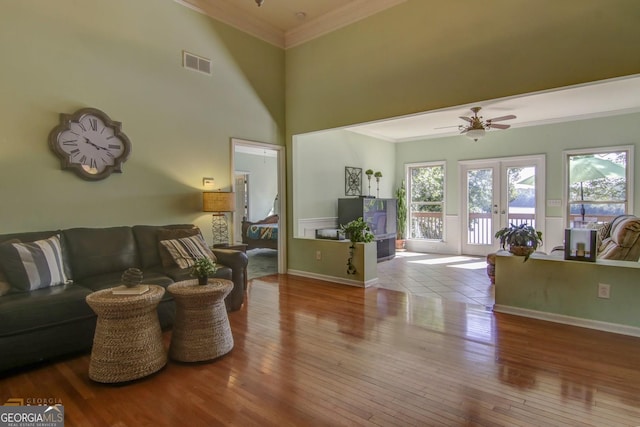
48;107;131;181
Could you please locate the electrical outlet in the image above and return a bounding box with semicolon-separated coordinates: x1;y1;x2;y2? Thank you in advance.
598;283;611;299
316;250;322;261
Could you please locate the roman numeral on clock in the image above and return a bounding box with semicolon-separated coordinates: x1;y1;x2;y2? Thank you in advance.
89;118;97;131
108;144;120;149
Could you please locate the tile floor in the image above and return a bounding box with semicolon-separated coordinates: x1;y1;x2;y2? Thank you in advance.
374;251;495;309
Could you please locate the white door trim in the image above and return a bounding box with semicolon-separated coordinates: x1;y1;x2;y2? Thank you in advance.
231;138;286;274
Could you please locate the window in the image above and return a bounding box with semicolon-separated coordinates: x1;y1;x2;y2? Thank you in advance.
565;146;633;227
407;162;445;240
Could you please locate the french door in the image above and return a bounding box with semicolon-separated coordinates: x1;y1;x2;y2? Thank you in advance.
460;155;545;256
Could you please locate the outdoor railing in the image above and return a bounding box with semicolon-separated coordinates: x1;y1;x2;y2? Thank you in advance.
410;212;619;243
410;212;443;240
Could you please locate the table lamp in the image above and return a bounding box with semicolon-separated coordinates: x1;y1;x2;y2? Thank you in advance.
202;192;235;245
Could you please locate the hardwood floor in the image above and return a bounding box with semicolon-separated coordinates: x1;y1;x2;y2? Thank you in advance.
2;275;640;426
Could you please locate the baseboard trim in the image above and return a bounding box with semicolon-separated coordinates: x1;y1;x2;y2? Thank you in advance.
287;269;378;288
493;304;640;338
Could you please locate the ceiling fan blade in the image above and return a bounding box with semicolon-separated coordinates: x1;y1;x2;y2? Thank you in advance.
460;128;469;134
489;123;511;130
459;116;472;123
487;114;516;122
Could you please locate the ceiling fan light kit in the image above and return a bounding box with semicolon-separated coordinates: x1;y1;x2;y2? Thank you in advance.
457;106;516;142
465;128;485;142
255;0;264;6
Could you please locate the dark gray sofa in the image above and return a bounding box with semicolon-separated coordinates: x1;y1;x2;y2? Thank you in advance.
0;224;248;374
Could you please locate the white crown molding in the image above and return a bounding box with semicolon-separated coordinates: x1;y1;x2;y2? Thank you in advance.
285;0;407;49
175;0;406;49
175;0;284;47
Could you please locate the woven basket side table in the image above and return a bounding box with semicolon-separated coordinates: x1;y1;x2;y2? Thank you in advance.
168;279;234;362
85;285;167;383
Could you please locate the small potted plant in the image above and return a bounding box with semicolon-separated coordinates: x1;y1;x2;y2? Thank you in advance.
494;223;543;261
190;257;217;285
395;181;407;250
339;217;375;274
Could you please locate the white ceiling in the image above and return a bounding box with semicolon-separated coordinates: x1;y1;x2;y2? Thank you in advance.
175;2;640;143
345;74;640;142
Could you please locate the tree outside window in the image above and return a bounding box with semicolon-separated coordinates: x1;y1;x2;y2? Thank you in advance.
408;163;445;240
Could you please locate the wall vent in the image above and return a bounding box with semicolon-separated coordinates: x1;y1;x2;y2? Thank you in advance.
183;51;211;75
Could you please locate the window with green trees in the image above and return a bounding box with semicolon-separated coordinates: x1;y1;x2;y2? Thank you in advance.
408;162;445;240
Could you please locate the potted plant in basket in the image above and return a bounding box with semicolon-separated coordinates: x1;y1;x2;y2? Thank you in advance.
494;223;543;261
190;257;217;285
395;180;407;250
339;217;375;274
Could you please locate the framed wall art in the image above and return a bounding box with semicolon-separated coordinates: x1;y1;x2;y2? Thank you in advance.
345;166;362;196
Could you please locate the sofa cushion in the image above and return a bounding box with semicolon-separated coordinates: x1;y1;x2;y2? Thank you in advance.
0;283;94;337
157;227;201;267
0;273;11;297
598;215;640;261
0;235;70;291
132;224;196;268
160;235;216;269
63;227;139;280
0;239;19;296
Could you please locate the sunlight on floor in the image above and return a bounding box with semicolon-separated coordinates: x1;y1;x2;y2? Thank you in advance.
447;261;487;270
394;251;429;258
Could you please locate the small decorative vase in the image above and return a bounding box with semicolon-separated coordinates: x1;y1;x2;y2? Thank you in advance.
121;268;143;288
197;275;208;286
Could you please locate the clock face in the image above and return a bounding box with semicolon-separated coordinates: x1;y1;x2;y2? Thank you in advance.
49;108;131;180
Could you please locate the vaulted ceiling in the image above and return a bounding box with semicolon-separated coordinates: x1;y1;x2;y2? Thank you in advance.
175;0;640;142
175;0;405;48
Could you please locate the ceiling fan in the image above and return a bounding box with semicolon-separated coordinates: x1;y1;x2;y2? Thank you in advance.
458;107;516;141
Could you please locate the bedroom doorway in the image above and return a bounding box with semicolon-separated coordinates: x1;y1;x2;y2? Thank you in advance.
231;138;286;277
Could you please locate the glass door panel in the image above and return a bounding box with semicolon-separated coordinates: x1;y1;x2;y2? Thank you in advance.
462;164;499;255
506;166;536;229
461;155;545;256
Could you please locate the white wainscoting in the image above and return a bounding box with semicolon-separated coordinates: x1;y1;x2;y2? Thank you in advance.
297;217;338;238
405;215;563;255
405;215;460;254
544;216;565;252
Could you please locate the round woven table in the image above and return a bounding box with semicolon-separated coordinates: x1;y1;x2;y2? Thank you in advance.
167;279;234;362
85;285;167;383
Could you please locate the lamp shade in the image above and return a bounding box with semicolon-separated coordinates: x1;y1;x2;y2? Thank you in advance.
202;192;235;212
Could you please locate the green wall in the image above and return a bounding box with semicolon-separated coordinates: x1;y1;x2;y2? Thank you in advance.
0;0;284;242
495;253;640;333
235;152;278;221
396;112;640;215
293;129;396;235
285;0;640;275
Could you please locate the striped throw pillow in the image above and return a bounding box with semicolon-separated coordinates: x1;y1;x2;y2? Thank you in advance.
159;235;216;269
0;235;71;291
